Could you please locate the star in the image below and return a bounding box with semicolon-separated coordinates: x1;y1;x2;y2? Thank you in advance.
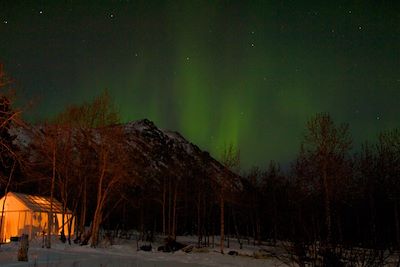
3;20;7;24
376;116;380;120
358;26;362;30
39;10;43;14
251;43;255;47
186;57;190;61
110;14;115;18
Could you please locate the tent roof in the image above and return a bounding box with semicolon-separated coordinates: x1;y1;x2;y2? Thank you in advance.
8;192;67;213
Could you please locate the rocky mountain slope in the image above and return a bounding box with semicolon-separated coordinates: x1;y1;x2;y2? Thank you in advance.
11;119;239;187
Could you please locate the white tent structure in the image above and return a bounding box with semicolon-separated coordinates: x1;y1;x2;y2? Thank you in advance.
0;192;74;242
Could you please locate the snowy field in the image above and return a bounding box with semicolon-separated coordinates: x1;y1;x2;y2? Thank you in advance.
0;236;284;267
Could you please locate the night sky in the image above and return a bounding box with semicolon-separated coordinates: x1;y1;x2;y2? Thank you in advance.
1;1;399;169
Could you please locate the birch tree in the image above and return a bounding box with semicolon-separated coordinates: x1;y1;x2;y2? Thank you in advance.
0;64;23;244
301;113;351;244
217;143;240;253
56;90;131;247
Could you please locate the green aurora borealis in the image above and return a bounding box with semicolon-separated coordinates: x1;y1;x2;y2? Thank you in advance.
1;1;399;168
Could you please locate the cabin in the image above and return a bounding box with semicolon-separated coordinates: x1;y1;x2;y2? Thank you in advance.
0;192;74;243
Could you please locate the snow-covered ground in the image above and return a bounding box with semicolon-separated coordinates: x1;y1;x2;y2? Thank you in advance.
0;236;284;267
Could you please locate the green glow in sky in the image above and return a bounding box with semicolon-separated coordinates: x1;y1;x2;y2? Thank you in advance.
1;1;399;168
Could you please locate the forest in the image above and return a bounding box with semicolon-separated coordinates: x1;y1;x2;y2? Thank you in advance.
1;64;400;265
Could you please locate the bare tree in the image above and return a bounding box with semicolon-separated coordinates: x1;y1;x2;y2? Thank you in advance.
88;124;131;247
301;113;352;244
29;123;59;248
262;161;284;244
0;64;24;244
0;64;22;182
29;90;131;247
376;129;400;248
217;143;240;253
56;90;131;247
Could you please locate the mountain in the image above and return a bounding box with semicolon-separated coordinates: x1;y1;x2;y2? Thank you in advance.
10;119;240;188
123;119;241;187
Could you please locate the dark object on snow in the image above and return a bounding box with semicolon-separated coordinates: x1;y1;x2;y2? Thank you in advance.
228;250;239;256
60;232;66;243
17;234;29;261
80;238;89;246
140;244;152;251
158;237;186;252
74;232;82;244
293;242;311;263
253;249;272;259
10;236;20;242
320;249;344;267
104;232;113;246
181;244;194;253
143;230;154;242
80;232;91;246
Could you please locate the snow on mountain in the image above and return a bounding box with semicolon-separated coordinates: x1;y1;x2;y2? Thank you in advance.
10;119;239;186
121;119;238;183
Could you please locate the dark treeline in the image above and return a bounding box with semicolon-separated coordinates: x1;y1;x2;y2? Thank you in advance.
1;65;400;259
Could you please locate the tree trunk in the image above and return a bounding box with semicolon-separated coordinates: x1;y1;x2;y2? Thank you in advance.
0;161;15;244
139;201;144;241
220;192;225;254
90;151;107;247
197;191;201;247
91;206;103;246
322;164;331;244
17;234;29;261
162;177;166;236
395;201;400;249
212;215;215;248
250;208;255;246
172;181;178;239
336;213;343;244
79;176;87;240
61;211;66;242
168;177;172;236
91;208;103;247
67;214;74;245
369;193;377;246
202;194;207;246
272;192;278;244
47;144;56;249
227;206;230;248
